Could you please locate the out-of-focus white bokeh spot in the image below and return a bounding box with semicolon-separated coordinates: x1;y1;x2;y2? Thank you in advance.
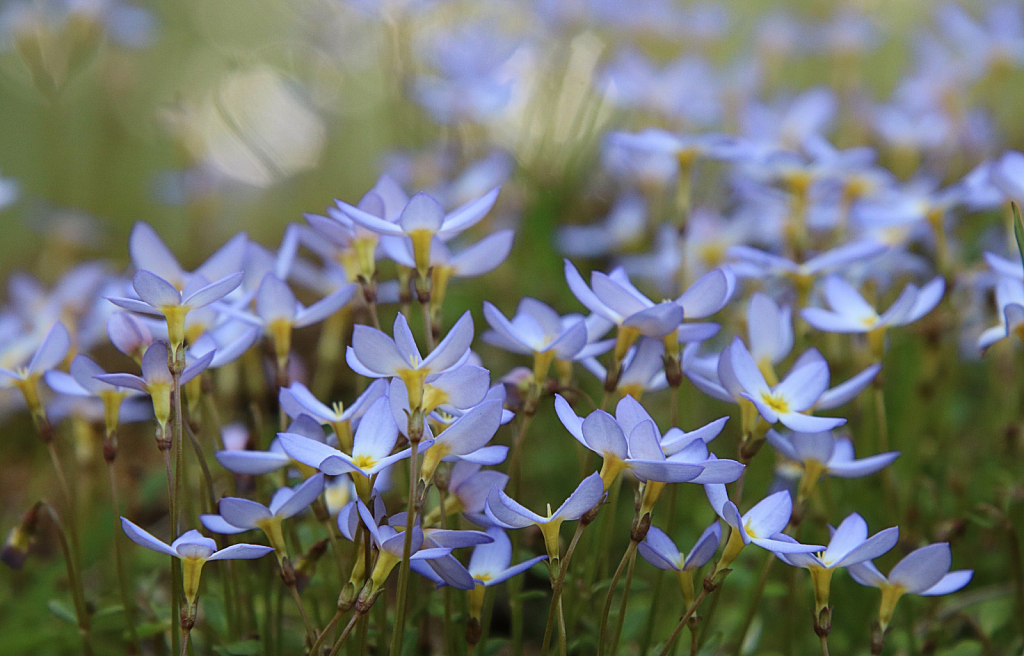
199;67;325;188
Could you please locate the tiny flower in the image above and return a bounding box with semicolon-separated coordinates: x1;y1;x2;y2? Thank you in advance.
684;341;878;418
766;429;899;499
553;395;710;491
726;240;886;292
776;513;898;618
95;341;212;434
129;222;247;291
847;543;973;630
381;229;515;312
728;338;847;432
705;486;823;572
411;526;547;600
467;527;547;587
107;270;242;356
201;474;325;558
430;461;509;523
483;298;591;382
44;354;142;435
120;518;272;611
638;522;721;606
485;471;605;563
416;399;504;484
337;187;501;276
565;261;734;363
0;321;71;424
801;275;945;357
246;273;356;372
581;336;668;399
347;311;474;415
279;397;430;498
356;498;455;606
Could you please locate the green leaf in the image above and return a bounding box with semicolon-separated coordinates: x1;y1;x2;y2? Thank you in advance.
515;590;548;601
136;621;172;639
212;639;264;655
1013;201;1024;278
47;600;77;624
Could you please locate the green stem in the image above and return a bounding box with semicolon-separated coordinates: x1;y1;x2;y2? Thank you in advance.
609;544;638;656
330;613;361;656
541;520;588;656
657;587;711;656
171;362;185;656
184;422;216;513
106;460;141;650
42;501;93;655
389;439;420;656
598;540;636;656
309;608;343;655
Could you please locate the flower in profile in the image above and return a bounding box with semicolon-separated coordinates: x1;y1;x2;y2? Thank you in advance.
553;395;713;491
120;518;272;612
200;474;325;559
580;337;668;399
801;275;945;358
847;543;972;630
564;261;734;363
766;429;899;500
726;240;886;293
416;399;504;484
977;276;1024;350
727;338;847;432
776;513;898;624
382;229;515;316
428;461;509;523
128;222;247;293
337;188;500;276
214;414;325;477
44;354;143;436
106;312;153;363
355;498;455;609
638;522;721;607
107;270;242;357
482;298;592;382
306;175;408;282
279;379;388;452
485;471;604;563
347;311;474;416
95;341;212;435
705;486;823;572
245;273;356;373
0;322;71;425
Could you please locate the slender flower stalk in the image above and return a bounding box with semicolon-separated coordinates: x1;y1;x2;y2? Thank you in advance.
41;501;93;656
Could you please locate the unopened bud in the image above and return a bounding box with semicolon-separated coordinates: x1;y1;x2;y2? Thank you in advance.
102;437;117;463
704;567;731;592
663;355;683;388
465;617;482;645
814;606;832;637
630;513;652;542
2;503;41;570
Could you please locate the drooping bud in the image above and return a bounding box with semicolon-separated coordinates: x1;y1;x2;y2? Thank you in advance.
2;503;41;569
